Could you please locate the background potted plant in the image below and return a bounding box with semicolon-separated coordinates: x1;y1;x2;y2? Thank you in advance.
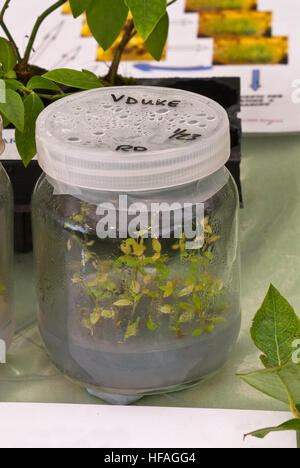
0;0;241;250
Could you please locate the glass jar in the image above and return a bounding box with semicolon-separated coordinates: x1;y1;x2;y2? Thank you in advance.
0;124;14;350
32;87;240;403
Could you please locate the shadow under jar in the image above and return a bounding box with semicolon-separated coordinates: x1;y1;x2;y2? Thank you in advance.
0;126;14;349
32;86;241;404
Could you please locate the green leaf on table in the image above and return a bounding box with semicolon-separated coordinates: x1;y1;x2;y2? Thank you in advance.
251;284;300;368
69;0;93;18
27;76;63;93
0;88;24;132
15;93;44;166
245;419;300;439
86;0;129;50
0;38;17;73
145;13;169;60
238;361;300;408
43;69;103;90
126;0;167;41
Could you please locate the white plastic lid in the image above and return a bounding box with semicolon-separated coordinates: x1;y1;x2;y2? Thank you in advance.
36;86;230;192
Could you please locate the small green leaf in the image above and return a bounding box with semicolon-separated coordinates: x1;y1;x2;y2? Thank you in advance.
251;284;300;368
90;309;102;325
130;280;141;295
245;419;300;439
86;0;129;50
101;310;115;319
147;317;158;332
152;238;162;253
145;13;169;61
192;328;204;337
124;317;140;341
69;0;93;18
43;69;103;90
0;38;17;73
179;309;195;323
15;93;44;166
178;285;194;297
0;88;24;132
114;299;132;307
126;0;166;41
159;305;173;314
192;293;201;310
27;76;63;93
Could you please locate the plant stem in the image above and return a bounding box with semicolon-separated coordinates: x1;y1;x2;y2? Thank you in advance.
22;0;65;66
0;0;22;63
37;92;74;101
106;19;136;85
167;0;177;6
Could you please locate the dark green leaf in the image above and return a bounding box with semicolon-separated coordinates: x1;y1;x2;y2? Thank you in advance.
147;317;158;332
126;0;166;40
245;419;300;439
0;38;17;73
145;13;169;60
43;69;103;90
15;93;44;166
27;76;63;93
86;0;129;50
69;0;93;18
1;114;9;128
0;88;24;132
251;284;300;368
4;70;17;79
4;79;24;91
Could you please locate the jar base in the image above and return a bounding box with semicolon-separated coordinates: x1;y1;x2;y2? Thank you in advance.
86;388;143;405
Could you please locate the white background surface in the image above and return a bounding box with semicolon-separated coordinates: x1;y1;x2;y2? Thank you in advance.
0;403;296;448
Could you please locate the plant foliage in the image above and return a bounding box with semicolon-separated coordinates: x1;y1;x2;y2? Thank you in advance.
238;285;300;439
0;0;176;165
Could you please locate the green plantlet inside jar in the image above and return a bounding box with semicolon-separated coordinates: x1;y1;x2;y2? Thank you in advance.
33;86;241;400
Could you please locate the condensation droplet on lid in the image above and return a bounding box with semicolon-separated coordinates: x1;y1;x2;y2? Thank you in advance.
68;137;80;142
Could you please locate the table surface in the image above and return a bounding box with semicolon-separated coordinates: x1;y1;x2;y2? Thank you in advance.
3;135;300;447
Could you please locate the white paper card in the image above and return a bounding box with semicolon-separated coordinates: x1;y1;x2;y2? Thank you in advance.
0;403;297;448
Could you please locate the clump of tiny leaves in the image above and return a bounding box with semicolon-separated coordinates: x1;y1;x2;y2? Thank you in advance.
0;0;176;165
238;285;300;439
66;207;227;343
